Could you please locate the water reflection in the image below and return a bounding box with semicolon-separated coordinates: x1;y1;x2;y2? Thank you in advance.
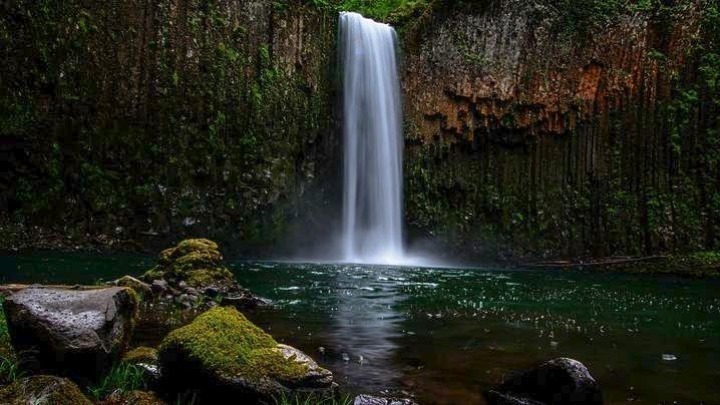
325;265;405;392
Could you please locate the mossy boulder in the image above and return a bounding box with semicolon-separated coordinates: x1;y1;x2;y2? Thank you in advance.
140;239;264;309
142;239;235;291
2;287;138;384
0;375;92;404
123;347;159;365
158;307;333;402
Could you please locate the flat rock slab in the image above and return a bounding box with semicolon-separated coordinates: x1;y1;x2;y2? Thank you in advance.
3;286;138;382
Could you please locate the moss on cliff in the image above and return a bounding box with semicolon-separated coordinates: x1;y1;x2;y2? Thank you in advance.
0;0;337;251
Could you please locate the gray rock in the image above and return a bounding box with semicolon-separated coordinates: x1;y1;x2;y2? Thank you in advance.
353;394;419;405
112;275;153;299
221;293;268;309
2;287;138;383
275;344;333;388
485;358;603;405
151;279;169;294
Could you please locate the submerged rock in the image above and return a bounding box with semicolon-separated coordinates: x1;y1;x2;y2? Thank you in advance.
158;307;334;402
485;358;603;405
2;286;138;382
0;375;92;404
140;239;264;309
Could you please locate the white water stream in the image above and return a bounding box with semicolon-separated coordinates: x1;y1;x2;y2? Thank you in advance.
340;12;405;265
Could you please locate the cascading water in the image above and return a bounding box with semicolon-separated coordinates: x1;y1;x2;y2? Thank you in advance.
339;12;404;265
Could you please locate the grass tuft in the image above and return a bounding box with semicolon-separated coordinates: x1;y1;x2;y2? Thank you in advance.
87;363;147;400
273;392;353;405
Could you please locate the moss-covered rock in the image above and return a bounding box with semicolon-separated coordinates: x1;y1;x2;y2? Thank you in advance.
111;276;153;300
158;307;333;402
123;347;159;365
140;239;265;310
0;375;92;404
141;239;235;292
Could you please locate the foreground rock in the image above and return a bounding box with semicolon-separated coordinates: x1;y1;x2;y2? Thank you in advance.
485;358;603;405
353;394;419;405
100;390;166;405
0;375;92;404
2;286;138;382
158;307;334;402
139;239;265;309
122;347;161;387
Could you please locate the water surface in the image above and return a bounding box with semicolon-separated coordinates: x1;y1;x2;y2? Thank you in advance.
1;255;718;404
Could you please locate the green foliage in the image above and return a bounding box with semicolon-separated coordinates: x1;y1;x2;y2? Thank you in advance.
0;0;335;245
87;363;147;401
0;297;19;386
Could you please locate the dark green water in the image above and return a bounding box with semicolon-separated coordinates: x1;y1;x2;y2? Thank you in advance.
1;254;719;404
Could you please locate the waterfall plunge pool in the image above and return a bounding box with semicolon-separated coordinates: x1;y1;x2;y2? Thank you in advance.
1;254;719;404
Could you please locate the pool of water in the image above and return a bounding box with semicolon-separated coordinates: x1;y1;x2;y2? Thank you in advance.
2;254;719;404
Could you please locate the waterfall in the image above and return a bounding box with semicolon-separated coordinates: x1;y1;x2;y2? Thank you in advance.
340;12;404;265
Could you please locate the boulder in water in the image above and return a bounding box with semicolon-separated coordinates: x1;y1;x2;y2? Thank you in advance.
158;307;334;401
485;358;603;405
0;375;92;404
2;286;138;382
140;239;265;308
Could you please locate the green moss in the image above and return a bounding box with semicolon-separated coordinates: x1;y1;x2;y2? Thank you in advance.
0;376;92;405
142;239;234;288
122;347;158;365
159;307;308;382
185;268;234;288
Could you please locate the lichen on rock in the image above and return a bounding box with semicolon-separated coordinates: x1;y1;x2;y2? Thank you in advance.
0;375;93;405
123;347;159;365
158;307;333;401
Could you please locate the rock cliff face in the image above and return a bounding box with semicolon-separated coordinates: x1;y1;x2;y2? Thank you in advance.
2;0;718;260
401;0;720;259
0;0;339;252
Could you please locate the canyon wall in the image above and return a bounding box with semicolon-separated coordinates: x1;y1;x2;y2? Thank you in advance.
401;0;720;259
0;0;339;252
